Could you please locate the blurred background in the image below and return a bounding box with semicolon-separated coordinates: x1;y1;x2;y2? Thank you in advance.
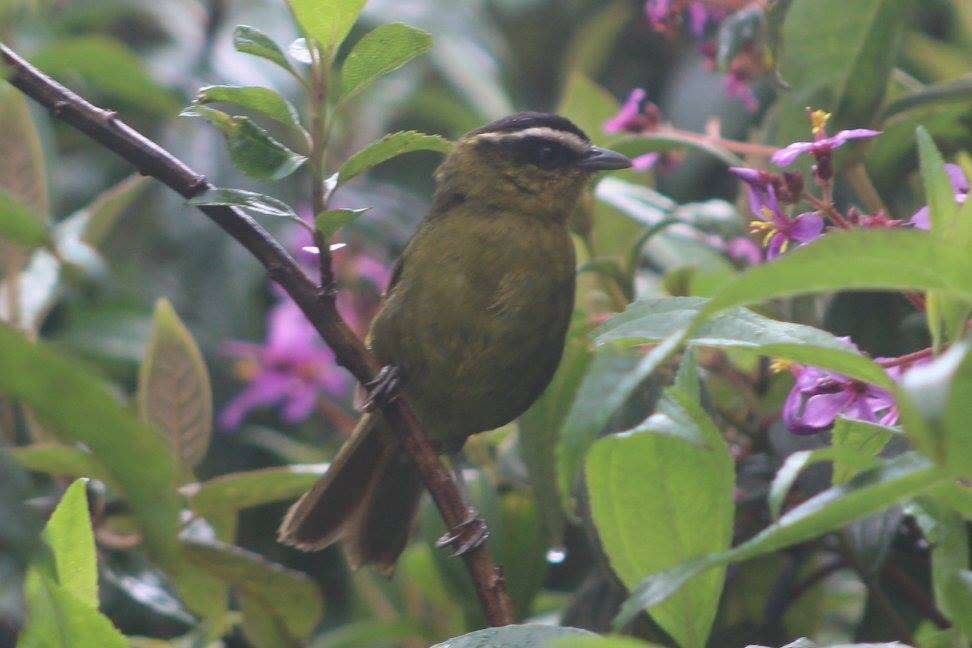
1;0;971;646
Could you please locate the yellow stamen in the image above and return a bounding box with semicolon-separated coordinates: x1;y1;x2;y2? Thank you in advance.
770;358;794;374
232;358;261;381
779;238;790;254
810;109;831;135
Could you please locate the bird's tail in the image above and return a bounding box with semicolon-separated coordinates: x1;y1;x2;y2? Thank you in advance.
277;413;423;573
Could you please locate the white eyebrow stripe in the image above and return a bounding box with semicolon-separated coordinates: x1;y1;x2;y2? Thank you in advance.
475;127;589;152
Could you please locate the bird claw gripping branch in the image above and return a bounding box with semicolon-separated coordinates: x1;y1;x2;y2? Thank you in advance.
436;510;490;558
360;365;403;412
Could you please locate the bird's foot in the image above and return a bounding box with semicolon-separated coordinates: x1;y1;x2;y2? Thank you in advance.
360;365;403;412
435;509;489;558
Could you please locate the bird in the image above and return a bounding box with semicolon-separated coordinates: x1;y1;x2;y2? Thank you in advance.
278;112;631;572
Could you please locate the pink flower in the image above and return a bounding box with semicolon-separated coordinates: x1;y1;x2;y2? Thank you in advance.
726;236;762;266
772;129;881;167
724;72;759;113
219;300;350;430
603;88;663;135
731;166;823;258
910;164;969;230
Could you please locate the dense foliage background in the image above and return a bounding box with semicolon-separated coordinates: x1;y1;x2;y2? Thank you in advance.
1;0;972;646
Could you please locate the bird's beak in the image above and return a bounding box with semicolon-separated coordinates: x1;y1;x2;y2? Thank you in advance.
579;146;632;171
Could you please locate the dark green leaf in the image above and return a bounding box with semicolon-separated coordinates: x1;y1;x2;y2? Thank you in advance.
430;624;598;648
233;25;298;77
5;443;108;481
315;208;368;239
31;36;178;116
587;357;733;648
0;188;48;248
188;188;299;220
183;463;328;513
716;5;763;70
882;77;972;121
71;175;149;248
290;0;366;52
561;1;637;80
182;106;307;181
550;637;665;648
42;480;97;607
338;131;452;184
911;498;970;631
0;84;48;221
598;297;892;387
195;85;306;136
184;538;324;644
615;453;946;627
138;299;213;474
339;23;433;100
831;418;895;484
312;620;423;648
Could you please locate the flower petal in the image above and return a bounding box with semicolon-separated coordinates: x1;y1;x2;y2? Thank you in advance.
604;88;647;134
789;211;825;243
771;141;814;167
946;163;970;194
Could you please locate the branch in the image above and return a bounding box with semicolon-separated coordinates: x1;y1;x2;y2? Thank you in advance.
1;42;515;627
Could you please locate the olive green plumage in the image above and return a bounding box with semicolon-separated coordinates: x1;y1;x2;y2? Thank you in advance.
278;112;630;571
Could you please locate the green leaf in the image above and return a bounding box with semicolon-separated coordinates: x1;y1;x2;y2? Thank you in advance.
187;188;299;220
700;230;972;319
182;463;328;514
138;299;212;474
337;131;452;184
42;480;97;608
716;5;763;70
945;571;972;638
831;418;895;484
587;359;734;648
598;297;893;387
561;1;637;80
233;26;298;77
71;175;149;248
615;453;947;628
0;188;48;248
612;133;745;168
767;447;882;520
31;36;178;116
430;625;598;648
911;498;970;632
194;85;306;136
184;538;324;645
882;77;972;121
18;570;127;648
519;325;592;543
7;443;108;482
289;0;366;52
312;620;423;648
182;106;307;181
0;85;48;222
557;72;620;147
339;23;433;100
315;208;368;238
0;324;217;616
550;637;664;648
774;0;907;143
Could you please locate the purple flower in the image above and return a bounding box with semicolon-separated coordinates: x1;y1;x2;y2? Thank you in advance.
731;167;824;258
910;164;969;230
219;300;350;430
724;72;759;113
783;364;898;435
726;236;762;266
772;129;881;167
603;88;662;135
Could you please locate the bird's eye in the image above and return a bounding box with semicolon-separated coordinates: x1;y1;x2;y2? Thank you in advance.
535;144;558;169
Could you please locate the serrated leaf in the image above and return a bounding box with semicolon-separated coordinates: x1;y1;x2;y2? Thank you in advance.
182;106;307;181
195;85;306;136
184;538;324;645
430;625;598;648
587;354;733;648
338;131;452;184
138;299;213;474
182;463;328;514
615;453;946;628
0;188;48;248
597;296;893;387
42;480;98;608
9;443;108;482
18;570;127;648
290;0;366;52
315;207;367;238
339;23;432;100
188;188;299;220
233;26;298;77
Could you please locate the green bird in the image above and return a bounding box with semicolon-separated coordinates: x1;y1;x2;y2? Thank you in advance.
278;112;631;571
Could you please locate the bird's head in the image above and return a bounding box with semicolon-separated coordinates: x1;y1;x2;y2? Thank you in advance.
434;112;631;220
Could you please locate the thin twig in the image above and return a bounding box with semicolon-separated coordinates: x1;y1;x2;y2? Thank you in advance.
0;42;515;626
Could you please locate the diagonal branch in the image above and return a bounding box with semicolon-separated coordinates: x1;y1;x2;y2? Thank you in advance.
0;42;515;627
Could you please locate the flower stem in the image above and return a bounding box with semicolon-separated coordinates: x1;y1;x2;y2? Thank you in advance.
667;127;780;157
877;347;934;368
803;193;853;229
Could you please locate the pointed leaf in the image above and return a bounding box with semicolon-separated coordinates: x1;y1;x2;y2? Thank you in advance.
195;85;306;136
768;447;882;520
430;625;598;648
42;480;98;608
290;0;366;51
0;188;48;248
315;207;368;238
0;85;48;221
18;570;127;648
8;443;108;482
338;131;452;184
139;299;213;473
831;418;895;484
73;175;149;247
188;188;299;220
339;23;432;100
234;26;298;76
182;463;328;513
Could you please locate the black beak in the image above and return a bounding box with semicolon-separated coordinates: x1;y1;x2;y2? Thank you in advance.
579;146;632;171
